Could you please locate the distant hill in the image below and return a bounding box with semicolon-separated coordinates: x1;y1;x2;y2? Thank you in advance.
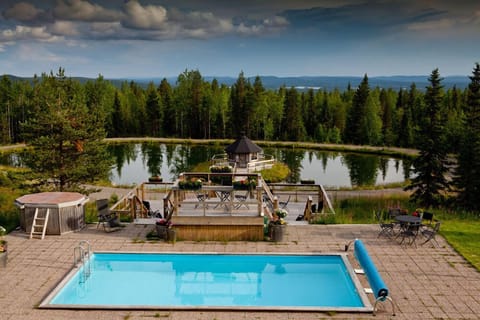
2;74;470;91
121;75;471;91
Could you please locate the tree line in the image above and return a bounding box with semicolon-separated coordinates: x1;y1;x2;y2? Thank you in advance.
0;68;464;149
0;65;479;211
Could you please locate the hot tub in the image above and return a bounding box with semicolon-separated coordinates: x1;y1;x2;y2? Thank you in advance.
15;192;88;235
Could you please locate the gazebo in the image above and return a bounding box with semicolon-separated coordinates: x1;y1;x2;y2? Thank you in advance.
225;134;262;168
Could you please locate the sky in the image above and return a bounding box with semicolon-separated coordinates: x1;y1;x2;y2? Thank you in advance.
0;0;479;78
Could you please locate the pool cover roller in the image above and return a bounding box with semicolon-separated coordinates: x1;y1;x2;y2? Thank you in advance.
354;239;388;299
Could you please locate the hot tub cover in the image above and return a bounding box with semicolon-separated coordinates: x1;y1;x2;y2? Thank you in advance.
15;192;88;209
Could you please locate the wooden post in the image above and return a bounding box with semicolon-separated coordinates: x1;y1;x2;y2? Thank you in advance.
273;196;279;211
304;196;313;221
257;186;262;216
174;189;179;216
130;197;135;220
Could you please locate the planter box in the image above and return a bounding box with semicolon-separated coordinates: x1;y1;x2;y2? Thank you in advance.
270;224;286;242
156;225;167;239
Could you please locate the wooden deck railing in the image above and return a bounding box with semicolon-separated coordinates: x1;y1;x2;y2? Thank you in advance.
108;174;335;221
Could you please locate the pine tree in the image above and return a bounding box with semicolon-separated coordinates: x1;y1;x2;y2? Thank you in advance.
455;63;480;210
345;74;370;144
21;68;112;192
229;72;251;136
404;69;450;208
157;78;175;136
281;87;305;141
110;91;123;137
145;82;162;137
397;85;415;147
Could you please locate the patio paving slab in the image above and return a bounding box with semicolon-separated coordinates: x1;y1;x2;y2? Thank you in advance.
0;222;479;320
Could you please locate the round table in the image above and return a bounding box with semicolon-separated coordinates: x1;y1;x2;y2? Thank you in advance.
395;215;421;224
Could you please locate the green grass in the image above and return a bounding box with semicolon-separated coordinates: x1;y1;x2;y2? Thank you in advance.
259;163;290;183
331;195;415;224
436;219;480;269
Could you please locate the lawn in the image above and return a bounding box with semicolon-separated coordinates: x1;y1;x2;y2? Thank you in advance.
440;220;480;270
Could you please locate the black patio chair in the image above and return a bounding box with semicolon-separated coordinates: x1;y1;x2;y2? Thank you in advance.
235;190;249;209
421;211;434;226
194;191;208;209
96;199;121;232
279;195;291;209
142;200;162;218
420;220;441;247
397;221;421;247
375;210;395;238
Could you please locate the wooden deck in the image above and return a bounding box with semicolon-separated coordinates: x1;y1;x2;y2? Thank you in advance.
147;193;265;241
117;177;331;241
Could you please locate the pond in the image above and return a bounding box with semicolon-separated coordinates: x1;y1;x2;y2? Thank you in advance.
107;143;412;188
0;142;412;188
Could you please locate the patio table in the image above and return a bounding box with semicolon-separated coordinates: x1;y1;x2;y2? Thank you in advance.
395;215;422;246
203;186;233;212
395;215;421;224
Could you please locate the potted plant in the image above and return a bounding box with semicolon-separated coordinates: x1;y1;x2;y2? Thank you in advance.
269;209;288;242
148;175;163;183
210;166;233;185
233;178;256;190
178;178;203;190
0;226;7;267
155;219;172;239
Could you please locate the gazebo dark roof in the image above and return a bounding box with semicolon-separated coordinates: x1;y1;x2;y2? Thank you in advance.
225;135;262;154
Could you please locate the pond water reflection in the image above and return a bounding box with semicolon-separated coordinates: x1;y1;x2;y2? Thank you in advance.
0;143;412;188
108;143;412;188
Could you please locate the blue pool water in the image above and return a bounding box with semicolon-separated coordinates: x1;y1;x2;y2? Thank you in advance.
44;253;371;311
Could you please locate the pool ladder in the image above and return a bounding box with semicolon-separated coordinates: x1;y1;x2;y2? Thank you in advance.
73;240;91;283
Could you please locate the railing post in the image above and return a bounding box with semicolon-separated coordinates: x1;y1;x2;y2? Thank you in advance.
304;196;313;221
318;185;324;213
273;196;279;211
130;197;135;220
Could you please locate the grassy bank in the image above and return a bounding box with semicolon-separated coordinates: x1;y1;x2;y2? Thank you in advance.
103;137;419;159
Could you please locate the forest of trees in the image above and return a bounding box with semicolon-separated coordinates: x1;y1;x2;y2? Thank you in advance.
0;68;466;151
1;65;480;209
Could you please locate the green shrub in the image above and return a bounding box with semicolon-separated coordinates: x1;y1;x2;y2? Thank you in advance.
311;213;336;224
0;186;22;232
260;163;290;183
333;195;413;223
84;201;98;224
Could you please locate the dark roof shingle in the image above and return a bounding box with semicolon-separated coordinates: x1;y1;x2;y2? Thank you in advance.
225;135;262;154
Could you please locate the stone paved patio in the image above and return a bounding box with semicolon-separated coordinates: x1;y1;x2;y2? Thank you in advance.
0;222;479;320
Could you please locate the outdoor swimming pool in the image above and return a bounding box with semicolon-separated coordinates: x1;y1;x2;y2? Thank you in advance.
41;252;373;312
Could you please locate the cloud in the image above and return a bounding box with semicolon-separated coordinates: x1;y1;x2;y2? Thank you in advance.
49;20;79;36
53;0;122;22
122;0;167;29
407;18;454;32
3;2;43;21
2;1;52;24
0;0;291;44
0;25;62;43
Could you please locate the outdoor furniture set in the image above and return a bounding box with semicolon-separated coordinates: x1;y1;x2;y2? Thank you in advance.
193;186;253;212
375;208;441;247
